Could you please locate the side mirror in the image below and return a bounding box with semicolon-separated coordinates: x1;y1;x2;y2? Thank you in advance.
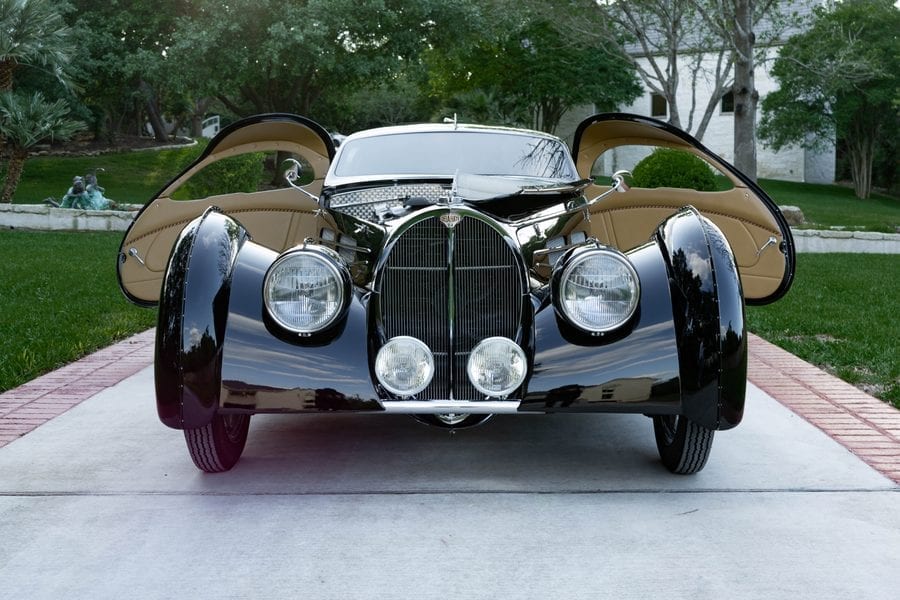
587;169;632;204
283;158;319;202
612;169;632;193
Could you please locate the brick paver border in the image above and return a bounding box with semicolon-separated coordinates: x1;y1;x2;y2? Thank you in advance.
0;330;154;447
1;329;898;483
748;333;900;484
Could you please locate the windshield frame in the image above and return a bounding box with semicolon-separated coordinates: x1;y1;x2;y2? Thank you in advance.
326;128;578;185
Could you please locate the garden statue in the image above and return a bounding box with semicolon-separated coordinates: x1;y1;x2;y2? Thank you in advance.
46;168;117;209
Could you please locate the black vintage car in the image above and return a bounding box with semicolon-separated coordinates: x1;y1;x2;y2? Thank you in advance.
118;113;794;474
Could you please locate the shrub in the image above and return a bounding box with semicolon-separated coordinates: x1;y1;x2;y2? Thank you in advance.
632;148;717;191
173;146;266;199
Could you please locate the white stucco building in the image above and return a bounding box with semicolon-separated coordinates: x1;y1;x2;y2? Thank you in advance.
558;1;835;184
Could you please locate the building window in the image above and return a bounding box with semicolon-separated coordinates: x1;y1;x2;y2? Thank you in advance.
721;90;735;114
651;93;667;117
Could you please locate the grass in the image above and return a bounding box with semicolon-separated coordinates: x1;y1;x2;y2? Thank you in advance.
7;145;201;205
758;179;900;233
1;148;898;407
747;253;900;408
0;230;157;393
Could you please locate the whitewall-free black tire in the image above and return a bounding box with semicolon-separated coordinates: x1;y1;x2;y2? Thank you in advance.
184;414;250;473
653;415;714;474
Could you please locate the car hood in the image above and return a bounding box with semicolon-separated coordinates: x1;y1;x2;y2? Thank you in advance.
453;173;592;202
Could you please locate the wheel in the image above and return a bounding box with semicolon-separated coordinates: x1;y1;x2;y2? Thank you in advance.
652;415;714;474
184;414;250;472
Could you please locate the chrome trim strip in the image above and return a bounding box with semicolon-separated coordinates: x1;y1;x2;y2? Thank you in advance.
446;216;457;399
381;400;530;414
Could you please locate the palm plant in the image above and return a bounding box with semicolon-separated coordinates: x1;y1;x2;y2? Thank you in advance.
0;0;72;92
0;90;84;202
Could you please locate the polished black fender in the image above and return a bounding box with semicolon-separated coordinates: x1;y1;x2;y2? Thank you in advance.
218;240;382;412
521;240;682;414
521;207;745;430
155;207;249;429
655;207;747;430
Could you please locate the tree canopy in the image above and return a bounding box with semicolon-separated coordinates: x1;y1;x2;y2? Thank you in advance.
165;0;486;123
427;14;641;133
759;0;900;198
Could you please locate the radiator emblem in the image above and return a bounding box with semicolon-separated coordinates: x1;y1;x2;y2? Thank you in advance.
440;213;462;229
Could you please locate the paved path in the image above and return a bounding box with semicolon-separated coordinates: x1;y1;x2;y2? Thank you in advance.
1;331;898;599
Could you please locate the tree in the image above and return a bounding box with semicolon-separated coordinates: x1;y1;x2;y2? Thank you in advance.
0;0;72;92
759;0;900;199
690;0;792;180
0;0;76;201
427;12;641;133
560;0;797;180
167;0;482;121
0;91;85;202
65;0;193;141
588;0;729;138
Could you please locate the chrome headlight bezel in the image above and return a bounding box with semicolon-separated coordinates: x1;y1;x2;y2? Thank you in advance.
263;245;351;335
553;246;641;334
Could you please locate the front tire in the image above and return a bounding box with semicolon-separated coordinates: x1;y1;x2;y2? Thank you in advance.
653;415;714;474
184;414;250;472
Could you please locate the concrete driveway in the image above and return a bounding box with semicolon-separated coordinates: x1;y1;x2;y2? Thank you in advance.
1;364;898;600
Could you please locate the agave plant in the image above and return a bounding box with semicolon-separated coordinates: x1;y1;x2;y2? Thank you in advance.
0;90;84;203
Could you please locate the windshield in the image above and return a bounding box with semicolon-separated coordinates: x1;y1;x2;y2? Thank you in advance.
333;131;578;180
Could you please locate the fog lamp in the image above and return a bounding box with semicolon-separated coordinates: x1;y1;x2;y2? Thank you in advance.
375;336;435;397
466;337;527;398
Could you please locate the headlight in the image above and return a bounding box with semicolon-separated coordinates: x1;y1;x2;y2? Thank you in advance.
467;337;527;398
263;247;348;334
557;248;640;333
375;336;435;397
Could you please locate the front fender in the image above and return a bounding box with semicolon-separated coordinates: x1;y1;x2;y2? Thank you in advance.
155;208;249;429
522;207;746;430
522;240;683;414
656;207;747;430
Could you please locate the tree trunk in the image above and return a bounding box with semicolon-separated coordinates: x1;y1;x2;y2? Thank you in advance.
0;59;14;92
139;79;169;142
1;150;27;203
191;114;202;138
732;0;758;181
270;150;290;186
847;121;876;200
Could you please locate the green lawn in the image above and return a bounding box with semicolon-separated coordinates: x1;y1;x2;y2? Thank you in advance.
758;179;900;233
0;230;157;392
8;145;201;205
747;253;900;408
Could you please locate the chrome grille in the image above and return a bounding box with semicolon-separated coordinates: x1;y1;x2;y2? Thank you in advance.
379;214;523;401
329;184;447;220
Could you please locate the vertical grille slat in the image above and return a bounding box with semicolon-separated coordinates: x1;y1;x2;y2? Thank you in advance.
380;214;523;401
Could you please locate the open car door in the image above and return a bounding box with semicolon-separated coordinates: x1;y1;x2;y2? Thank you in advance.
572;113;794;304
118;114;335;305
